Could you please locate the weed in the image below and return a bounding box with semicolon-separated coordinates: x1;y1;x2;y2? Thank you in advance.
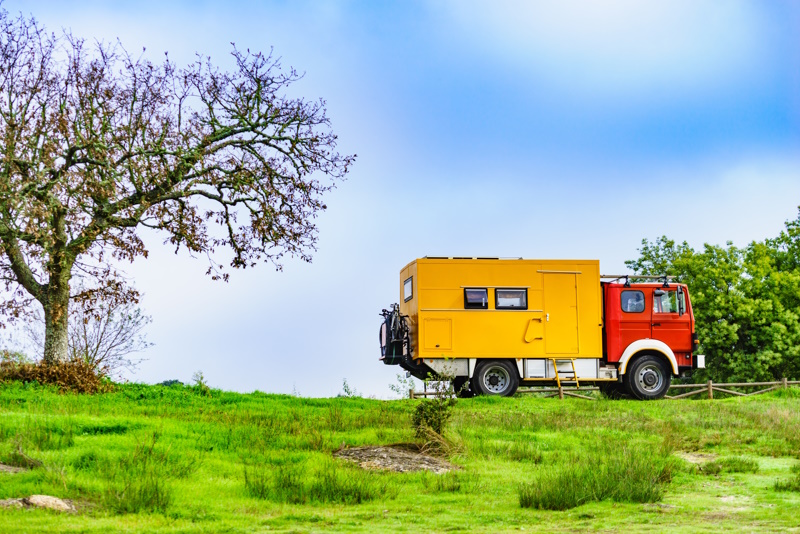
191;371;212;397
340;378;360;398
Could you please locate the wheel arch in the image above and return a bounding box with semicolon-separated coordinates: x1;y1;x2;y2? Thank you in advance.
618;339;679;376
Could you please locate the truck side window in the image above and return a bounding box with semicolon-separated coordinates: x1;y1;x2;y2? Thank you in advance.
621;290;645;313
464;288;488;309
496;289;527;310
404;277;413;302
654;290;678;313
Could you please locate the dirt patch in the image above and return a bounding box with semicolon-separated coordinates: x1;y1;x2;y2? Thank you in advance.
0;463;26;474
676;452;717;465
334;445;458;474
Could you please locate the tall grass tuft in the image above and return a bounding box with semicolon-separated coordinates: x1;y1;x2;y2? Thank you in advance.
701;456;759;475
774;463;800;492
518;443;676;510
244;460;394;505
103;432;197;513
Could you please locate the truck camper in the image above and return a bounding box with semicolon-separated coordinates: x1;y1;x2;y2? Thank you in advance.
379;257;704;400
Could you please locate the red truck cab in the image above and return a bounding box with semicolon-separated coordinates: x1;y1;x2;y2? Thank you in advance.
602;280;700;398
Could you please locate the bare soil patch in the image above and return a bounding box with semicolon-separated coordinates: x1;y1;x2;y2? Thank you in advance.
676;452;717;465
334;444;458;474
0;463;26;474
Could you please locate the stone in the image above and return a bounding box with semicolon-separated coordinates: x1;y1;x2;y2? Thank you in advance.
22;495;75;512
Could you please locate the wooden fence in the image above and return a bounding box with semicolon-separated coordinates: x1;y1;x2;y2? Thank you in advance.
409;379;800;400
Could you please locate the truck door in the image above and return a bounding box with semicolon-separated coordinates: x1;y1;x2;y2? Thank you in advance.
618;288;651;351
543;273;579;354
651;287;692;353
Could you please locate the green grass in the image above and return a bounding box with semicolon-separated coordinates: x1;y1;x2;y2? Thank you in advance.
0;381;799;532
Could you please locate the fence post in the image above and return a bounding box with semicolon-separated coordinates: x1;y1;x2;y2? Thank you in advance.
707;380;713;400
409;388;415;399
783;377;789;389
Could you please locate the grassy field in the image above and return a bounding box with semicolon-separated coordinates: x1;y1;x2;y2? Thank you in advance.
1;381;800;533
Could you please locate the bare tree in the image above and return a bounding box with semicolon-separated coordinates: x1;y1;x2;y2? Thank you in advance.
0;9;355;363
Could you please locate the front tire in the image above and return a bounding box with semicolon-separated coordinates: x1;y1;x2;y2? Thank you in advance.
624;355;671;400
472;360;519;397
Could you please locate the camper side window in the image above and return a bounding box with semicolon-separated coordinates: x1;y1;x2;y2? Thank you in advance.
404;277;413;302
621;290;645;313
496;289;527;310
464;288;488;309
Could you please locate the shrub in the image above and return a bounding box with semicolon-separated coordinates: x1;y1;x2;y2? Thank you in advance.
412;379;457;438
0;358;112;393
518;443;676;510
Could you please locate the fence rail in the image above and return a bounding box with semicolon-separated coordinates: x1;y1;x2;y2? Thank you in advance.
409;379;800;400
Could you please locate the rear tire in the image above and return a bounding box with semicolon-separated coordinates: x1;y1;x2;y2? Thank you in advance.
472;360;519;397
624;355;671;400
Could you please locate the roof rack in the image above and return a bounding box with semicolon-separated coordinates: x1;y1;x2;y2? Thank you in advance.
601;274;676;288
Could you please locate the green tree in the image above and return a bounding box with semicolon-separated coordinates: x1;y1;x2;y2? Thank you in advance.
626;209;800;382
0;10;354;363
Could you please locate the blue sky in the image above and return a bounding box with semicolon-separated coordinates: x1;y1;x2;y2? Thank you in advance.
3;1;799;396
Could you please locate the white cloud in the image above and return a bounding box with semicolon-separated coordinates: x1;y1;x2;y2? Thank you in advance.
434;0;767;97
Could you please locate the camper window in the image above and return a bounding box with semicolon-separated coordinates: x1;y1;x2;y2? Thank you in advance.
404;277;413;302
464;288;488;309
620;290;645;313
496;289;527;310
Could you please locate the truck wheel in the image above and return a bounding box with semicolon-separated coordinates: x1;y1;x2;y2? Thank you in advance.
472;360;519;397
624;355;671;400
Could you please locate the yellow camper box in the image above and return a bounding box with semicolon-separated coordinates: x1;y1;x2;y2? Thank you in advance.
399;257;603;362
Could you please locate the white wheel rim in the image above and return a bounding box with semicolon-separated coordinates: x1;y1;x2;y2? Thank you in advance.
636;363;664;393
483;366;509;394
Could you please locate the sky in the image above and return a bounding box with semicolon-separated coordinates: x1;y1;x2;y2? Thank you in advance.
2;0;799;397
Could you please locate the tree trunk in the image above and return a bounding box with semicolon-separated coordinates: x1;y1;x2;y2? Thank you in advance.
43;286;70;364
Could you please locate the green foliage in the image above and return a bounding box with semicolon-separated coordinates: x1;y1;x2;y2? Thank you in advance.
626;208;800;382
518;442;677;510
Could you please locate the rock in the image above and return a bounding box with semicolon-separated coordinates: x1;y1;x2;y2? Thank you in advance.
0;495;77;512
0;498;25;509
23;495;75;512
0;463;26;474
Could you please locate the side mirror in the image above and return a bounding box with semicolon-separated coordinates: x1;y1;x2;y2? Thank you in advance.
677;286;685;316
653;289;665;297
